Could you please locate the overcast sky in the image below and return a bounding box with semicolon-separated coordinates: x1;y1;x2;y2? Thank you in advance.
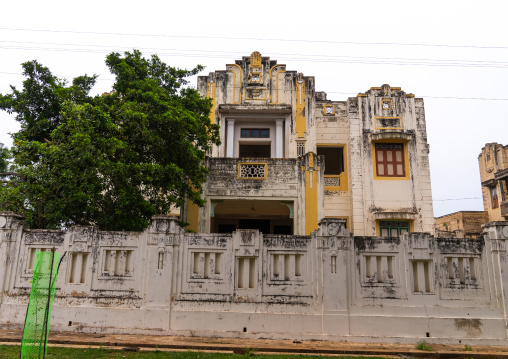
1;0;507;218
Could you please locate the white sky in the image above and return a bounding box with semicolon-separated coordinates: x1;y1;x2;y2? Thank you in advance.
1;0;507;218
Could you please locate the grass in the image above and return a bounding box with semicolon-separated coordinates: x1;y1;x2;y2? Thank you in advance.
416;341;433;351
464;344;473;351
0;344;395;359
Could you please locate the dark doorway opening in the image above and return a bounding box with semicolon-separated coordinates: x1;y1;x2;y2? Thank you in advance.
239;219;270;233
273;225;292;235
217;224;237;233
239;144;271;158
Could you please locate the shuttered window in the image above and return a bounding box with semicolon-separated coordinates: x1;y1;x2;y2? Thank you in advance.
375;143;405;177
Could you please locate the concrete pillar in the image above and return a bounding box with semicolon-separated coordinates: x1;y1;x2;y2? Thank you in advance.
483;221;508;338
275;119;284;158
316;218;352;335
0;212;25;305
227;119;235;158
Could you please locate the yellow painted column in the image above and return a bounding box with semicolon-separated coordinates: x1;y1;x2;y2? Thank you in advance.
206;79;216;124
186;199;200;233
304;153;319;235
296;79;306;138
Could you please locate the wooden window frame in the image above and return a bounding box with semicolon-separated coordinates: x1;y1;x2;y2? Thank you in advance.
379;220;410;237
373;142;409;180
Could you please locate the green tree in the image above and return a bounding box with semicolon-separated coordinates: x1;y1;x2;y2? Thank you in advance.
0;50;220;230
0;143;9;174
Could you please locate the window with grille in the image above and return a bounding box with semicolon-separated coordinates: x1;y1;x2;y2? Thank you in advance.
297;141;305;157
374;143;405;177
379;220;409;237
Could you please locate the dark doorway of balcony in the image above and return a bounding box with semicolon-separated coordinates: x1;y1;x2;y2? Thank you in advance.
239;144;271;158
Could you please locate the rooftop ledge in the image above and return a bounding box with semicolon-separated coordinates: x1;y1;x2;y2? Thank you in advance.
369;130;415;141
218;104;292;114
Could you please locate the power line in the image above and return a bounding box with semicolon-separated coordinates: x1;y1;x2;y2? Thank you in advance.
1;27;508;50
2;44;508;69
2;40;508;67
1;72;507;101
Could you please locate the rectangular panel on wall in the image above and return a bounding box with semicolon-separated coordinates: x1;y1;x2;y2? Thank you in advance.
443;256;482;288
180;234;232;298
269;252;304;282
361;254;397;286
101;249;134;277
67;252;89;284
190;251;224;280
411;260;433;293
354;238;407;300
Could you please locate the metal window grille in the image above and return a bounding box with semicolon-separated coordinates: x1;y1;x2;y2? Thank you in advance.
297;142;305;157
240;163;266;178
324;176;340;187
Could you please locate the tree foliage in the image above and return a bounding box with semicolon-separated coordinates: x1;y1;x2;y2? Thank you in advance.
0;50;220;230
0;143;9;174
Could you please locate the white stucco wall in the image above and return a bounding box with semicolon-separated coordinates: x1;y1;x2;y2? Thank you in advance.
1;213;508;344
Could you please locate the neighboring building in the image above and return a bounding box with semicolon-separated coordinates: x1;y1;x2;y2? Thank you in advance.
435;210;488;238
479;143;508;222
184;51;434;237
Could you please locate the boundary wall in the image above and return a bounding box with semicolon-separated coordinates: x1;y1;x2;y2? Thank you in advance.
1;212;508;343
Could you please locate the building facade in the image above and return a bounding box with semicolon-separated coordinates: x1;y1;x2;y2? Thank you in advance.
479;143;508;222
435;211;489;238
184;52;434;237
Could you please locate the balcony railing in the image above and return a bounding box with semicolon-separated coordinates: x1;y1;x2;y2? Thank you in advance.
324;172;347;191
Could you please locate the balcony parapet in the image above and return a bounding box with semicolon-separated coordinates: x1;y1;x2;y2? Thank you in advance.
204;157;301;197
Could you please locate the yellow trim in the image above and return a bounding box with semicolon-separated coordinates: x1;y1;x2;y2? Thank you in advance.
227;64;242;104
305;169;318;235
357;93;368;97
374;116;403;130
391;87;401;91
325;216;350;230
317;144;348;191
405;94;415;98
244;87;267;101
269;65;286;104
238;162;268;180
376;219;413;236
206;81;216;124
296;80;306;138
372;140;410;181
186;199;200;232
370;87;382;90
250;72;261;83
323;104;335;115
381;99;393;110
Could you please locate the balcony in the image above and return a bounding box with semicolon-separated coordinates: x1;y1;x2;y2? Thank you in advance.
204;157;301;198
324;173;348;191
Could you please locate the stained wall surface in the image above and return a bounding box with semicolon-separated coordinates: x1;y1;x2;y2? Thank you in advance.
479;143;508;222
189;52;434;237
2;213;508;343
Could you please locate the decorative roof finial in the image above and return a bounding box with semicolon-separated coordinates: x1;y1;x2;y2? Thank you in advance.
250;51;262;68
